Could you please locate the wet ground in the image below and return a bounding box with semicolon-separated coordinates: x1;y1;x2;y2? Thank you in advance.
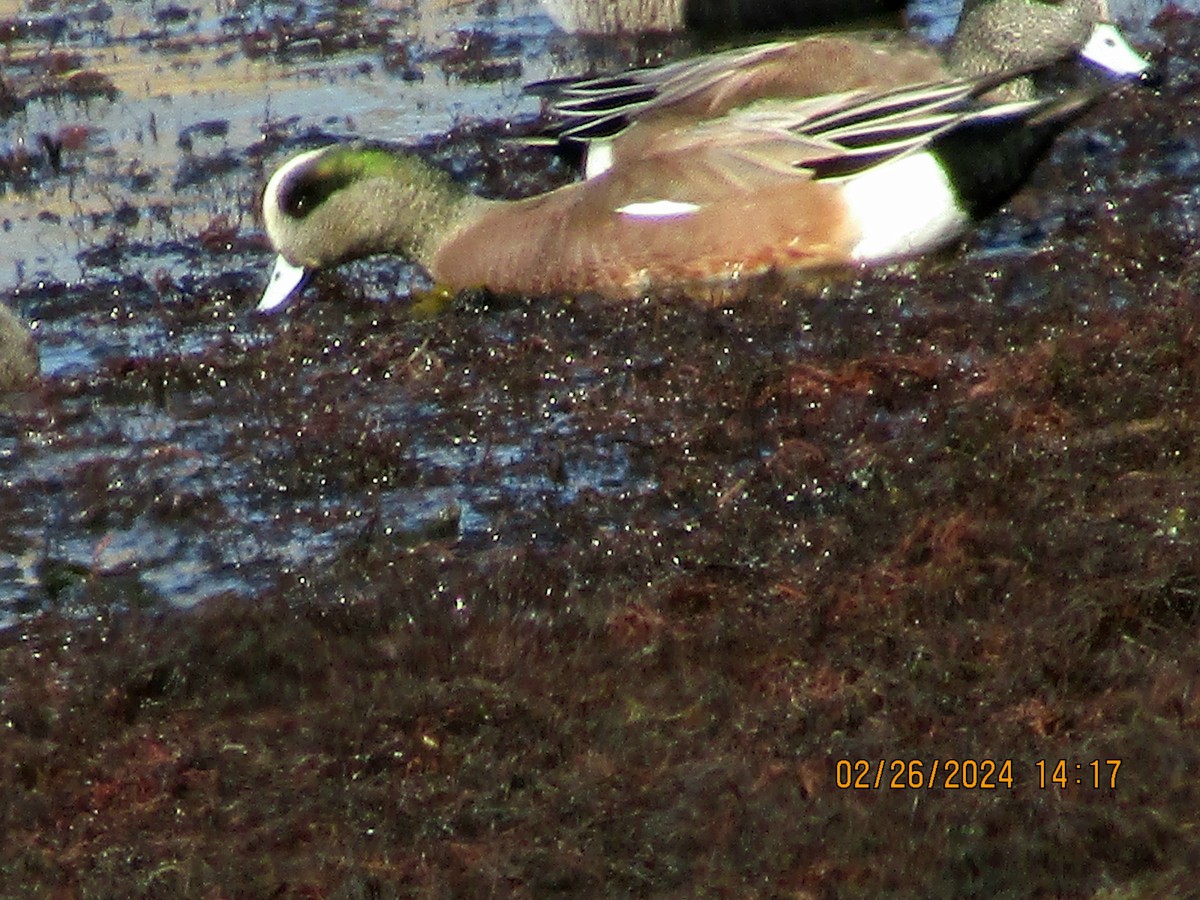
3;0;1200;895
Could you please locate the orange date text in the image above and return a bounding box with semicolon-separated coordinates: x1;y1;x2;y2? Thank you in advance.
835;758;1013;790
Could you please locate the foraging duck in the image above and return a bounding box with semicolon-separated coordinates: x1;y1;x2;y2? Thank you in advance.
258;68;1105;307
536;0;1152;177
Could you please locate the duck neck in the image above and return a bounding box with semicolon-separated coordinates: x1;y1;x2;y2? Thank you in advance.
360;153;493;267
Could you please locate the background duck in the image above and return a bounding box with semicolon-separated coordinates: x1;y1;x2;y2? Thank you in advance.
0;303;38;391
534;0;1153;177
258;70;1107;308
538;0;906;34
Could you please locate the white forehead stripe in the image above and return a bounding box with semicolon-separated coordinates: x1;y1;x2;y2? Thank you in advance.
616;199;702;218
261;147;327;241
1079;23;1151;77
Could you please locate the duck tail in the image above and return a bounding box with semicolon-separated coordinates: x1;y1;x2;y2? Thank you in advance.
932;89;1102;221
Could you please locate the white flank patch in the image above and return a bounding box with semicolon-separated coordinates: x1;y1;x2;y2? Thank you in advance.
616;199;702;219
842;152;968;262
261;147;326;241
1079;23;1151;78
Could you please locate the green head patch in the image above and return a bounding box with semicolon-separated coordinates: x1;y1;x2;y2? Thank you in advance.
279;145;412;219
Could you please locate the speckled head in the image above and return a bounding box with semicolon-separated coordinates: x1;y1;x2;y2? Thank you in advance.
265;145;419;221
949;0;1151;83
257;143;473;311
261;144;431;268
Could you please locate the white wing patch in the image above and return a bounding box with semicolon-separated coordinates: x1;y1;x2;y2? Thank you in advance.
616;199;702;218
584;141;615;179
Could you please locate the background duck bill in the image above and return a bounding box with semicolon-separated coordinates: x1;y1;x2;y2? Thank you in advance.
1078;22;1153;79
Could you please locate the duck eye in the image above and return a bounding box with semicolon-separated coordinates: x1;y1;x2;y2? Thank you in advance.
279;170;341;220
280;174;314;217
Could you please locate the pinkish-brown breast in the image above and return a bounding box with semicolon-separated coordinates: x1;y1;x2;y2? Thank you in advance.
429;158;859;298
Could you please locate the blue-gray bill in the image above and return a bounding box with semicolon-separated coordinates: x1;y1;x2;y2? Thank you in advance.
258;255;310;312
1079;23;1154;81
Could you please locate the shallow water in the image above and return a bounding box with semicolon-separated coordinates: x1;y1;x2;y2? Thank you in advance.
0;0;1196;626
0;0;568;292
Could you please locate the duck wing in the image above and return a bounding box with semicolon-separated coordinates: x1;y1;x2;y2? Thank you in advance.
528;35;946;147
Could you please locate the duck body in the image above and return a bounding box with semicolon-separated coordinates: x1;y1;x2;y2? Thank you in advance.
432;83;1097;295
259;73;1101;306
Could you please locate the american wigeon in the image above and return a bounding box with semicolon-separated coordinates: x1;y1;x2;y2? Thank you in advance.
539;0;906;35
537;0;1152;177
258;68;1106;307
0;302;38;390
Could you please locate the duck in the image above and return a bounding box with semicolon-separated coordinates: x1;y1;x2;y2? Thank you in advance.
0;302;38;390
538;0;906;35
534;0;1153;177
258;67;1107;308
